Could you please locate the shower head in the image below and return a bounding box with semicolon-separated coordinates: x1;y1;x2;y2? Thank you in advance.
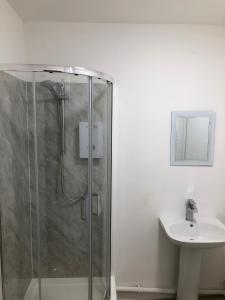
40;80;62;100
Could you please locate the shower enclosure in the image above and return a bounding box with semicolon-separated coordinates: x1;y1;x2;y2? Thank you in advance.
0;64;113;300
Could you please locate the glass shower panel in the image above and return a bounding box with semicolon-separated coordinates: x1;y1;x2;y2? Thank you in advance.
92;78;111;300
0;70;33;300
33;72;89;300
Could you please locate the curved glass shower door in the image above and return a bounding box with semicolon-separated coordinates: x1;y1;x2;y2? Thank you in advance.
92;78;112;300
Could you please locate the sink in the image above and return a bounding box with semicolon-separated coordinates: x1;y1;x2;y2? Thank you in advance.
160;216;225;300
160;216;225;248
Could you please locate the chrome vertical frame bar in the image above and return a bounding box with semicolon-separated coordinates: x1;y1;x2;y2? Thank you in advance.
106;82;113;299
26;81;34;278
88;77;93;300
32;74;42;300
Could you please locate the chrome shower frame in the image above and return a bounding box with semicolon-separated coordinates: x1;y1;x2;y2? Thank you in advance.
0;64;114;82
0;63;113;300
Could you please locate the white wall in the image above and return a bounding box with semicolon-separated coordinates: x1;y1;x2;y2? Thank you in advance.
24;23;225;290
0;0;24;63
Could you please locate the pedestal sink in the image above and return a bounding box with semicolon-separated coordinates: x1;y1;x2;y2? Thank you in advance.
160;216;225;300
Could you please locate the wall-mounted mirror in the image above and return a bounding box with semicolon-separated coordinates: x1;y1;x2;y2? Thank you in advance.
170;111;216;166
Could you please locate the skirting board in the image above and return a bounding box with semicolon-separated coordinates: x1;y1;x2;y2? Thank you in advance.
116;286;225;296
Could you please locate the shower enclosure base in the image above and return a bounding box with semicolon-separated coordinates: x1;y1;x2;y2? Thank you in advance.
24;277;117;300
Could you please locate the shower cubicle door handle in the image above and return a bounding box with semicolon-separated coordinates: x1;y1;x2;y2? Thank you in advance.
81;193;88;221
81;193;101;221
92;193;101;216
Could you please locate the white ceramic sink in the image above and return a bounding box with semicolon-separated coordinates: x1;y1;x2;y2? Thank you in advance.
160;216;225;248
160;215;225;300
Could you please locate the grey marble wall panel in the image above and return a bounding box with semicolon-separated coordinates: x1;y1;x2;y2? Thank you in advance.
34;79;108;278
0;71;32;300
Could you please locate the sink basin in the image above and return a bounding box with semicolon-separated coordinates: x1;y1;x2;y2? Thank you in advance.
160;216;225;248
159;216;225;300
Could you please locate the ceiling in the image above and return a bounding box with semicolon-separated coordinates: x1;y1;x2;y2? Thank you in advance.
8;0;225;24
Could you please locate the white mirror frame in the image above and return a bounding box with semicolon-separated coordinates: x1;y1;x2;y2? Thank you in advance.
170;111;216;166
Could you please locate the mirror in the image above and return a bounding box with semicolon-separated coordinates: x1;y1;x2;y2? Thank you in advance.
170;111;216;166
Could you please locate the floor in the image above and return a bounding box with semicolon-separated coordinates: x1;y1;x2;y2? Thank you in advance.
117;292;225;300
150;297;225;300
167;297;225;300
153;297;225;300
195;297;224;300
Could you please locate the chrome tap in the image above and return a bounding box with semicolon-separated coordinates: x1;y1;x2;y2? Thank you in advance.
186;199;198;222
